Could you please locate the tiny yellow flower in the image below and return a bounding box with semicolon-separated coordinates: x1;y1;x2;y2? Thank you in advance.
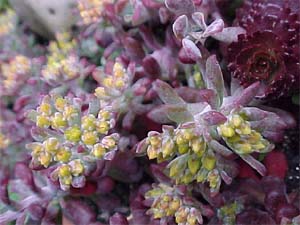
96;121;110;134
65;126;82;142
39;153;52;167
81;114;96;131
92;143;106;158
59;164;71;177
94;87;107;99
81;131;98;145
202;154;216;171
102;77;113;87
219;124;235;138
71;160;84;176
51;112;67;128
44;137;59;154
56;147;71;162
36;115;51;128
54;97;66;111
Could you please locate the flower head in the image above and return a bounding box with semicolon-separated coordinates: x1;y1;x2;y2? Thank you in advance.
145;184;204;225
26;94;119;190
41;33;81;84
78;0;112;25
0;55;32;96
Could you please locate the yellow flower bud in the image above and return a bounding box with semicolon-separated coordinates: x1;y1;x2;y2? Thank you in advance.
252;142;265;150
182;129;194;141
98;110;111;120
236;143;252;154
56;147;71;162
239;124;251;135
187;215;197;225
44;137;59;154
103;77;113;87
51;112;67;128
188;157;201;175
115;78;125;89
64;106;78;119
61;175;72;186
30;143;43;156
38;102;52;115
162;139;174;158
178;144;189;154
59;164;71;177
147;146;158;159
181;172;194;184
102;136;116;149
71;160;84;176
81;114;96;131
175;207;188;223
39;153;52;167
227;134;241;143
148;135;161;147
36;115;50;128
231;115;243;127
208;171;219;189
175;133;187;145
191;138;205;156
202;154;216;171
92;143;106;158
170;198;180;211
219;124;235;138
82;131;98;145
96;121;110;134
113;62;125;78
54;97;66;111
95;87;107;99
65;126;82;142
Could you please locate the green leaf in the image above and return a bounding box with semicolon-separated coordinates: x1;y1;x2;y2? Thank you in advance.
164;104;193;124
204;55;224;109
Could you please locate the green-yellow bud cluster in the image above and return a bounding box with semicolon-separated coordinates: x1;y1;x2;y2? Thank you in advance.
218;113;272;155
145;184;202;225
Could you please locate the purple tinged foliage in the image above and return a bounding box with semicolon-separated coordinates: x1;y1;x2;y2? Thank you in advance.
0;0;298;224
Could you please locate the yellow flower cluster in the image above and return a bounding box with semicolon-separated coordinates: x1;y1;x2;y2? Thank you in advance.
42;33;80;82
27;95;119;190
28;137;72;168
53;159;85;191
146;184;202;225
146;127;219;188
78;0;111;25
0;132;10;149
32;95;117;155
1;55;31;91
218;113;271;155
0;9;16;37
94;62;130;102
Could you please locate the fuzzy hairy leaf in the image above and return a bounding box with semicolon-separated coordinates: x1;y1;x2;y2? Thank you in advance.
204;55;224;108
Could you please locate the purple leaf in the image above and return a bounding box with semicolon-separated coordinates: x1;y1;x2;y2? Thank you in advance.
173;15;189;39
202;19;224;38
152;80;185;105
200;111;227;125
209;140;233;157
147;105;173;124
212;27;246;44
109;213;129;225
205;55;224;108
240;154;267;176
182;38;202;61
176;87;215;104
192;12;206;30
165;0;195;15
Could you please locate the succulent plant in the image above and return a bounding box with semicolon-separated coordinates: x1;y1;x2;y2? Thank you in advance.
227;0;300;98
0;0;298;224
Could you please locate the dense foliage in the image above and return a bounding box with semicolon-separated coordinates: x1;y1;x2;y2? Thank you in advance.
0;0;299;224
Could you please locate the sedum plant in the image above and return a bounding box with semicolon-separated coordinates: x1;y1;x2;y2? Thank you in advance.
0;0;299;224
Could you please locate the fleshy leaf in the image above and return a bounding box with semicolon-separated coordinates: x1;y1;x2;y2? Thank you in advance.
212;27;246;43
165;0;195;15
182;38;202;61
240;154;266;176
204;55;224;108
152;79;186;105
173;15;189;39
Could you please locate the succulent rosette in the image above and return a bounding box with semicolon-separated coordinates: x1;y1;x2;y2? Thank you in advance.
227;0;300;98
